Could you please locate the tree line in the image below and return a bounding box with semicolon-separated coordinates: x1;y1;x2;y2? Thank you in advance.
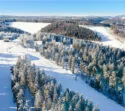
40;21;101;41
111;25;125;42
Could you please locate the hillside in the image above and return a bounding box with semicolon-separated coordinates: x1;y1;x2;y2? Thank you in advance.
0;27;125;110
102;17;125;42
0;21;25;34
0;38;125;111
40;21;101;41
80;25;125;50
8;22;50;34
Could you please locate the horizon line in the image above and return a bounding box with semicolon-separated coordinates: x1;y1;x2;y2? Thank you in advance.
0;13;124;17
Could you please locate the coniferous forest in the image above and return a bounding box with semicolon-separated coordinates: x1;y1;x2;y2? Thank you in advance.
11;57;99;111
1;0;125;111
34;33;125;106
40;21;101;41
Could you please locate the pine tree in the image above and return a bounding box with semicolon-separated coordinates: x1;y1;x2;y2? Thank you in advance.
71;57;75;73
68;105;73;111
53;87;58;103
19;71;26;87
122;67;125;87
68;56;72;70
92;105;100;111
55;53;59;65
61;57;64;69
23;100;30;111
34;90;42;108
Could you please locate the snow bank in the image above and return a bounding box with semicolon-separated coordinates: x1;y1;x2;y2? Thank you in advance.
8;22;50;34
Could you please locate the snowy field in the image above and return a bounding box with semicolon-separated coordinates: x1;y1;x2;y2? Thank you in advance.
79;25;125;50
0;40;125;111
8;22;50;34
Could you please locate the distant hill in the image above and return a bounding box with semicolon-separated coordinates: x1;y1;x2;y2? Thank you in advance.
40;21;101;41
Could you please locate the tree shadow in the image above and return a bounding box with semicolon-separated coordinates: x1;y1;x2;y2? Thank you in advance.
26;54;39;61
0;53;17;59
97;32;111;42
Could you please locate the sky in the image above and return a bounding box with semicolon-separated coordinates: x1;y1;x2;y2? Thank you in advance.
0;0;125;16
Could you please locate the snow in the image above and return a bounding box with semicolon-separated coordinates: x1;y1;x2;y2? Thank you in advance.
8;22;50;34
0;41;31;111
121;17;125;20
0;22;125;111
79;25;125;50
0;39;125;111
0;63;16;111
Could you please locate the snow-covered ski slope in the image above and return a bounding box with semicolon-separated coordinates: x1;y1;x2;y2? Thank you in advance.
79;25;125;50
0;40;125;111
8;22;50;34
0;64;16;111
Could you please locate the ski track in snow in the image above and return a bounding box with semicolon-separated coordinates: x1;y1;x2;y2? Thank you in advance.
0;40;125;111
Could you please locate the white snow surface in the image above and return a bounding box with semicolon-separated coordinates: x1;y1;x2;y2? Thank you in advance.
0;23;125;111
121;17;125;19
8;22;50;34
79;25;125;50
0;39;125;111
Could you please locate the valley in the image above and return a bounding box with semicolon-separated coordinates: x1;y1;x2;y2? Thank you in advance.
0;21;125;111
